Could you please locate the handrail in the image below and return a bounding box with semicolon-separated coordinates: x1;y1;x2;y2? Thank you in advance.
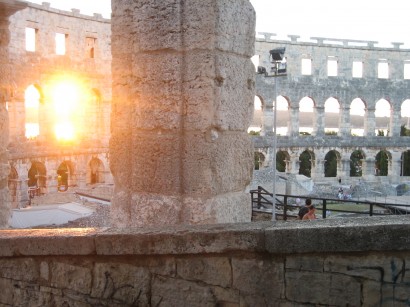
250;186;410;221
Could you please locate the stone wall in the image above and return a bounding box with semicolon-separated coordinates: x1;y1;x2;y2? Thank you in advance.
3;1;113;209
0;217;409;306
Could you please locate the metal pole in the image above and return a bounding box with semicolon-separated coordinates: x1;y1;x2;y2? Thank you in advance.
272;65;278;222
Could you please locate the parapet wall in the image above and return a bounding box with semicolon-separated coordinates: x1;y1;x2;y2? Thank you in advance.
0;217;409;306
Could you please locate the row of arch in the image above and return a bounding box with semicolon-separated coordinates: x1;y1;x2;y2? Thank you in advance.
8;157;107;208
255;149;410;178
252;95;410;136
10;82;106;141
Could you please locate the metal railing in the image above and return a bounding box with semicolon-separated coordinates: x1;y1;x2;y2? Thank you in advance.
250;186;410;221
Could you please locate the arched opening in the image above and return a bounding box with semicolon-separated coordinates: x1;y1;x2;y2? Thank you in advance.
276;96;289;136
375;99;391;136
88;157;104;184
57;161;72;192
324;150;339;177
25;84;41;139
254;152;265;170
8;165;18;208
375;151;389;176
350;150;364;177
401;99;410;132
401;150;410;176
28;161;47;195
299;97;314;135
350;98;365;136
249;96;262;134
324;97;340;135
276;151;289;172
299;150;314;178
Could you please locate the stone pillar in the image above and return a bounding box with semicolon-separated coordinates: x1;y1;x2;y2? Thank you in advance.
390;151;402;184
339;158;351;178
261;99;274;136
287;154;299;176
339;105;350;137
312;105;325;136
362;158;376;181
311;158;325;180
364;107;376;137
288;105;299;137
389;104;401;137
110;0;255;227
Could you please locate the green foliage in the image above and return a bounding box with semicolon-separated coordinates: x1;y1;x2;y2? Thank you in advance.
325;131;337;135
254;152;263;170
375;151;388;176
400;125;410;136
248;130;260;136
402;151;410;176
299;151;312;177
350;150;363;177
377;129;385;136
276;151;287;172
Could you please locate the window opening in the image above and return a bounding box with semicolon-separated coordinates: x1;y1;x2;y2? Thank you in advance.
25;27;36;52
327;57;338;77
378;61;389;79
352;61;363;78
404;62;410;80
301;58;312;75
55;33;66;55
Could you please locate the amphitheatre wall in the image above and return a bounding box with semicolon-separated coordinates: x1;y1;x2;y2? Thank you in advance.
0;1;408;306
253;34;410;185
4;1;113;208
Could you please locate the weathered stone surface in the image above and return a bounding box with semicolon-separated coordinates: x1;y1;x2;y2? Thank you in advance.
232;257;284;305
91;263;150;305
50;261;92;295
151;275;217;307
177;257;231;288
110;0;255;227
0;228;98;256
0;218;408;305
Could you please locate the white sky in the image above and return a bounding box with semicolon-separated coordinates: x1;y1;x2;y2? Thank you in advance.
26;0;410;48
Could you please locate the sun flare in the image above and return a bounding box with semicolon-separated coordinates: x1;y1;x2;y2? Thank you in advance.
48;76;88;141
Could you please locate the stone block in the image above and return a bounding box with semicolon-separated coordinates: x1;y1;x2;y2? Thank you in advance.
182;131;253;196
176;257;231;288
0;228;98;256
285;271;360;306
151;275;217;307
286;255;324;272
232;257;284;305
50;261;92;295
95;223;266;255
91;262;150;305
0;258;38;281
116;0;254;56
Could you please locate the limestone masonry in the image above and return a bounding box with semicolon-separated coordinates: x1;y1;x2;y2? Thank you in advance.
110;0;256;226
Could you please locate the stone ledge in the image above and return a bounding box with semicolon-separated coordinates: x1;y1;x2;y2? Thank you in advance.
0;216;409;257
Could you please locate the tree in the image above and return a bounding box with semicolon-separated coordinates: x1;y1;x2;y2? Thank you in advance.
375;151;388;176
400;124;410;136
299;151;312;177
276;151;287;172
350;150;363;177
324;150;337;177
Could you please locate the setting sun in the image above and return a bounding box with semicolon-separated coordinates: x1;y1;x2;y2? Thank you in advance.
48;76;88;141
